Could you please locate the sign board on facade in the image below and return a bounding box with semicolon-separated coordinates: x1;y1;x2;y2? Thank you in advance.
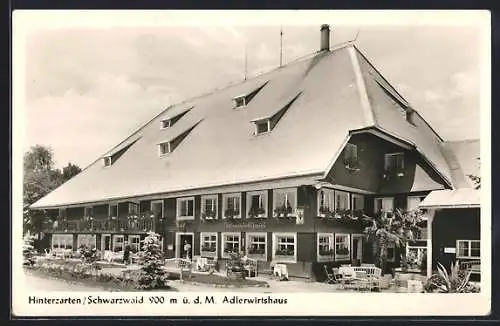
444;247;456;254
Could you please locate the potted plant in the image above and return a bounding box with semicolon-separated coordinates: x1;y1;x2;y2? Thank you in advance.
226;252;246;280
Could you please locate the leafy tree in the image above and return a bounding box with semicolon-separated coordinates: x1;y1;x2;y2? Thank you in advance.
137;232;168;290
363;209;425;274
23;145;82;236
62;163;82;181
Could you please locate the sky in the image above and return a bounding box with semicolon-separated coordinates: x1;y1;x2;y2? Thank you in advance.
19;11;486;170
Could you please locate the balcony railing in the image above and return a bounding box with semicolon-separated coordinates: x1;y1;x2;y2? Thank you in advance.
44;215;158;233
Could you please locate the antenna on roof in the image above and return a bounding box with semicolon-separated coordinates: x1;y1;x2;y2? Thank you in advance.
351;29;360;43
279;26;284;67
244;43;248;81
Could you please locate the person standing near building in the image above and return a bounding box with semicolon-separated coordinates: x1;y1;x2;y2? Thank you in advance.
123;241;131;265
183;240;191;260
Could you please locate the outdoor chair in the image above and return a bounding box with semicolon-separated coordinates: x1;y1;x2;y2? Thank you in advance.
323;265;336;284
353;271;371;291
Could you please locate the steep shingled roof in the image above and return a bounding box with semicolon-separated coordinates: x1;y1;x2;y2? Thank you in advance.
31;43;453;209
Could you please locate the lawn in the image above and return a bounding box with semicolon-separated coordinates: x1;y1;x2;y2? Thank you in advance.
181;272;269;288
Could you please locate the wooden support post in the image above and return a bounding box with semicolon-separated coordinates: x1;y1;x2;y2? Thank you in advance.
426;209;436;278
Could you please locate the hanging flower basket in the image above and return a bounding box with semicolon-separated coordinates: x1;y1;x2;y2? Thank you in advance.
248;207;266;218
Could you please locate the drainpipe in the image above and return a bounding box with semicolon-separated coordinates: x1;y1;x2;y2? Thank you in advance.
426;209;436;278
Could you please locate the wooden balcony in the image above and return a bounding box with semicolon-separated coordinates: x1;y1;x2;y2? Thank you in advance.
43;214;160;234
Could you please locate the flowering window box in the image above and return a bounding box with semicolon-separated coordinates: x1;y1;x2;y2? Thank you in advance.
248;207;266;219
201;210;217;221
224;209;240;219
274;249;295;256
319;248;335;256
274;205;294;218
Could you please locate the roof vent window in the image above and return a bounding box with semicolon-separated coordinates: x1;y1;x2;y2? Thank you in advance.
160;106;193;130
232;81;269;109
103;156;112;167
158;142;171;156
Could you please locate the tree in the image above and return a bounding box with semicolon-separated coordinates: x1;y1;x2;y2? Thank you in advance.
363;209;425;274
23;145;82;236
62;163;82;181
137;232;168;290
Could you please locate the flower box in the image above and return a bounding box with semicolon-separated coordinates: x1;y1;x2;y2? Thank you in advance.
224;209;240;219
319;248;335;256
275;249;294;256
248;207;266;218
201;210;217;220
274;205;293;218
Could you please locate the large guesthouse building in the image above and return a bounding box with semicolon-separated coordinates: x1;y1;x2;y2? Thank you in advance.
30;25;480;280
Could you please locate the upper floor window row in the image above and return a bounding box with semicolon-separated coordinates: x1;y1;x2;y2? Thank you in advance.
175;188;299;220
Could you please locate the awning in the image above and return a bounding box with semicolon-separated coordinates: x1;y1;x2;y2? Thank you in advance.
419;188;480;209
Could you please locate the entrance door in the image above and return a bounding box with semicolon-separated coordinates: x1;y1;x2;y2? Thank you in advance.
178;234;193;260
352;234;363;263
102;234;111;251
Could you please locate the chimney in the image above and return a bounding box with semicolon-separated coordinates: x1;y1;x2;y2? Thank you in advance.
320;24;330;51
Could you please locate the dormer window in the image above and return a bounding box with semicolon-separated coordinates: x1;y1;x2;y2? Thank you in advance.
255;120;271;135
159;106;193;130
161;119;171;129
406;109;416;126
158;142;171;156
103;156;112;167
232;81;269;109
251;92;302;136
233;96;246;108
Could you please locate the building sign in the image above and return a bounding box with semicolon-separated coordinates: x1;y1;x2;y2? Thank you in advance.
223;222;266;230
444;247;456;254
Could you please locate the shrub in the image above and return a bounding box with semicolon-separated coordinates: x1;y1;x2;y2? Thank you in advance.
423;261;478;293
137;232;169;290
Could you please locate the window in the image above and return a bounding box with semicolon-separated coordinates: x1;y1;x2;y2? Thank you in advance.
318;189;335;216
406;110;415;126
273;188;297;217
255;120;270;135
151;200;164;219
200;232;218;257
201;195;218;220
109;204;118;218
317;233;334;262
51;234;73;251
407;196;425;212
177;197;194;220
457;240;480;259
247;191;268;218
233;96;246;108
246;232;267;259
58;208;66;218
84;206;93;217
128;235;141;253
222;193;241;219
385;152;404;171
161;119;171;129
335;191;350;211
222;232;241;258
273;233;297;263
158;142;171;156
375;197;394;213
344;143;358;166
352;194;364;212
113;235;124;252
103;156;112;167
335;234;350;261
128;202;139;215
77;234;96;249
